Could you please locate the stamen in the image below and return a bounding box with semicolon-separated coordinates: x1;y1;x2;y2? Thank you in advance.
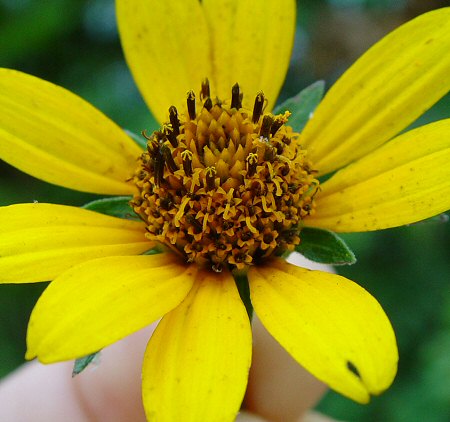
153;149;165;187
271;117;284;136
187;90;196;120
271;112;291;136
162;124;178;148
201;78;210;100
181;150;193;176
146;137;159;156
204;97;213;111
246;153;258;177
231;83;242;109
260;115;274;139
205;166;217;191
161;145;178;173
169;106;180;135
252;92;265;123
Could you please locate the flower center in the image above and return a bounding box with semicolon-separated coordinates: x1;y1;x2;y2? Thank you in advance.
131;80;319;272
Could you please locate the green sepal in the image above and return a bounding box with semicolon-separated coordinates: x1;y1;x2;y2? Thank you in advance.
233;271;253;322
83;196;139;220
274;80;325;132
72;352;100;377
125;129;147;150
295;227;356;265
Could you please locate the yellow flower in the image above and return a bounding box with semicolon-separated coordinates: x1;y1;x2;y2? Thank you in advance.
1;1;450;420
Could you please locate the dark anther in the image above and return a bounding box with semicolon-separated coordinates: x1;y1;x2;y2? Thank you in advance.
169;106;180;135
161;145;178;173
181;150;193;176
281;134;291;145
187;90;196;120
241;232;252;241
160;195;174;210
281;163;290;176
246;153;258;177
250;180;262;195
288;183;298;193
147;137;160;157
346;361;361;379
223;221;234;230
205;166;217;191
270;116;285;136
201;78;210;100
263;233;274;244
203;97;213;111
252;92;265;123
275;142;284;155
185;215;202;232
231;83;242;109
259;115;274;139
162;124;178;148
152;149;165;187
264;146;276;162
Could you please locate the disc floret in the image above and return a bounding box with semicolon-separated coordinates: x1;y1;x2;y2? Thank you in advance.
132;80;319;271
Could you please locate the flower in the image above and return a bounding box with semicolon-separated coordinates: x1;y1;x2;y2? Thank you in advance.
1;1;450;420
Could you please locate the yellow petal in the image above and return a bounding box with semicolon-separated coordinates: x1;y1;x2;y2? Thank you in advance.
116;0;211;123
0;69;142;194
308;119;450;232
249;259;398;403
301;8;450;175
142;269;252;422
202;0;296;110
26;254;196;362
0;203;151;283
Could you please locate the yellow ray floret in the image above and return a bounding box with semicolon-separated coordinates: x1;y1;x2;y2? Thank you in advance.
308;119;450;232
142;269;252;422
0;69;142;194
302;7;450;175
26;254;196;362
202;0;295;110
0;203;152;283
249;258;398;404
117;0;211;123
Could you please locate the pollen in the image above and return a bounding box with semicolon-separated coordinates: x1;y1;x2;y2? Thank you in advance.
131;80;319;271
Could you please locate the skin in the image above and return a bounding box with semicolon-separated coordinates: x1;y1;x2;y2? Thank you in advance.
0;255;333;422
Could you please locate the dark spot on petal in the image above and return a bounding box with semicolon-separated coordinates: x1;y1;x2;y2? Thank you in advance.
347;360;361;379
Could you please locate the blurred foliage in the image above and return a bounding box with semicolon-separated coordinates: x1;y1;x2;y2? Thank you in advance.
0;0;449;420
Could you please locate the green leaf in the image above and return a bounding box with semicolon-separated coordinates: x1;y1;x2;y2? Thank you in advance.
125;129;147;150
83;196;140;220
274;80;325;132
72;352;100;377
295;227;356;265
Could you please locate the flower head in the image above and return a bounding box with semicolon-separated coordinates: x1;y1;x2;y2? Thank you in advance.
1;1;450;421
132;80;318;271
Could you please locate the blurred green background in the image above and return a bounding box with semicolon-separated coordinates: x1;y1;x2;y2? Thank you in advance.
0;0;449;420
